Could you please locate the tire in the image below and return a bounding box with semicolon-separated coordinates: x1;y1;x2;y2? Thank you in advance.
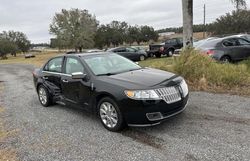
139;55;146;61
37;85;51;107
155;53;162;58
167;49;174;57
220;56;231;63
98;97;126;132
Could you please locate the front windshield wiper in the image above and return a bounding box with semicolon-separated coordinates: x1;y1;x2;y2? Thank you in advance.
96;73;117;76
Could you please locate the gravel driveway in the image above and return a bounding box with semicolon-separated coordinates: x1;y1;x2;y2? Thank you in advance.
0;64;249;161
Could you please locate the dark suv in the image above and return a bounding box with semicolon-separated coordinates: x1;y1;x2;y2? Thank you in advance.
148;38;183;58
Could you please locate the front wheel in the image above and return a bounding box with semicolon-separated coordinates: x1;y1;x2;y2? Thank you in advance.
98;97;126;132
37;85;51;107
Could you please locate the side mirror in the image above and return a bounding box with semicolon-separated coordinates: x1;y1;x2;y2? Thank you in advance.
71;72;86;79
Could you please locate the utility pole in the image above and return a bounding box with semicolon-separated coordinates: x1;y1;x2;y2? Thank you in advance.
182;0;193;48
203;4;206;38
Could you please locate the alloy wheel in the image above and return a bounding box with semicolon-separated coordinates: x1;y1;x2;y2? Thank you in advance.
99;102;118;128
38;87;47;105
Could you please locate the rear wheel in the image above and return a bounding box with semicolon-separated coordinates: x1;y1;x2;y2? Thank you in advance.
139;55;146;61
167;49;174;57
220;56;231;63
38;85;51;107
98;97;125;132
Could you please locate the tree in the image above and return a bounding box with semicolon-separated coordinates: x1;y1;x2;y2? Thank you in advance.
0;37;18;59
208;10;250;35
140;25;158;43
1;31;30;56
127;26;142;45
230;0;247;10
182;0;193;48
94;21;158;48
50;8;98;52
95;21;129;48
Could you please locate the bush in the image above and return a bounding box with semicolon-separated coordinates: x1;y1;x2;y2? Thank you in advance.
173;49;250;87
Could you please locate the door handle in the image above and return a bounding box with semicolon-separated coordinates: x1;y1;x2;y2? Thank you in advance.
62;79;68;83
43;76;48;80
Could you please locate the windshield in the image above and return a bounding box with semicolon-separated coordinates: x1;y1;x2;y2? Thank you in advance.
82;53;141;76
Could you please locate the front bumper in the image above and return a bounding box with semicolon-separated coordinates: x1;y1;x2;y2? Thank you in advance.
119;95;189;126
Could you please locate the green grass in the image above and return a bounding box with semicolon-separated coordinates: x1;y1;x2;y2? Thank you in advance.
139;57;174;72
173;49;250;86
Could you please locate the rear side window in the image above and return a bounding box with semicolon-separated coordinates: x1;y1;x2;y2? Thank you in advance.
44;57;63;73
166;39;177;44
223;39;238;47
115;48;126;52
126;48;136;52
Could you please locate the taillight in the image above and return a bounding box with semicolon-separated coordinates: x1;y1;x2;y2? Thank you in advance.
32;71;37;77
160;47;164;52
206;50;215;56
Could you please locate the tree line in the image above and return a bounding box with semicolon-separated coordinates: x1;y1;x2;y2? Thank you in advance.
50;9;158;51
0;31;30;59
158;9;250;36
94;21;158;49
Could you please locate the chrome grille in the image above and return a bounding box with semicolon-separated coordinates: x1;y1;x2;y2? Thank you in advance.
155;87;181;104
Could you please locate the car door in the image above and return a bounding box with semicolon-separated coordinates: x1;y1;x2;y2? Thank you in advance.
42;57;64;98
114;48;130;58
222;38;244;61
125;47;138;61
61;56;92;108
237;38;250;60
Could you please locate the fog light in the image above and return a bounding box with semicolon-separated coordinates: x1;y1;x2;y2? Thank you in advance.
146;112;163;121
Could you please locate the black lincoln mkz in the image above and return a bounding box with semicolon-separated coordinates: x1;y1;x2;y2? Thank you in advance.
33;52;189;131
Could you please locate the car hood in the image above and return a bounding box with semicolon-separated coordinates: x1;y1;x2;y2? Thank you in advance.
99;68;177;89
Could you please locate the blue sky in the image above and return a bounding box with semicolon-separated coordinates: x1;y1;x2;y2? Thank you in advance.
0;0;249;43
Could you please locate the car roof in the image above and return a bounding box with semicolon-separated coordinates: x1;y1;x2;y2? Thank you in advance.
64;51;113;58
107;47;128;51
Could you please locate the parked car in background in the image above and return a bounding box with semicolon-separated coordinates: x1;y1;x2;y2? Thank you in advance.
85;49;103;53
25;53;35;59
196;36;250;62
107;47;148;61
33;52;189;131
148;38;183;58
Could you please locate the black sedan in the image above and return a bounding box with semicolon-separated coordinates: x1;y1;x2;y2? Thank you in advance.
33;52;189;131
107;47;148;61
196;36;250;62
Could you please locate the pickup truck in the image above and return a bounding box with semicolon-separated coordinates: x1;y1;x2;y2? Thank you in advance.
148;38;183;58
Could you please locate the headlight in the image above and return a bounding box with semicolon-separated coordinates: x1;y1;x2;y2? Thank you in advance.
180;80;189;97
124;90;161;100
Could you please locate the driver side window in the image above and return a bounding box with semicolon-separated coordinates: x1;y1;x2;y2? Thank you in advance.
65;57;84;75
44;57;63;73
